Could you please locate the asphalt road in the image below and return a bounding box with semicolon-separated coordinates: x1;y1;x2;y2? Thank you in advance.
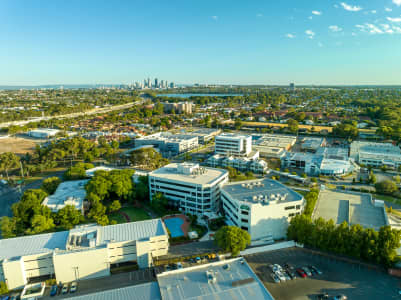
246;247;399;300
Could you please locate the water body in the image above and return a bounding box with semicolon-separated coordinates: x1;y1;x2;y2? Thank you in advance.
158;93;243;98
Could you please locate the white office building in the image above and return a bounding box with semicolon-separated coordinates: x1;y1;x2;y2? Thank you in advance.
206;154;268;174
135;132;198;156
350;141;401;168
215;133;252;157
221;178;305;240
0;219;169;291
252;134;297;158
42;180;89;213
149;163;229;215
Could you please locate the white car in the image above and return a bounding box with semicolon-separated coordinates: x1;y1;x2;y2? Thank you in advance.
61;284;69;294
70;282;78;293
275;271;286;282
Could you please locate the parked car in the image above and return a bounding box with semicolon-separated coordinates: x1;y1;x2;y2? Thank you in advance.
270;273;280;283
275;271;286;282
296;268;307;278
176;262;183;269
331;295;347;300
50;285;58;297
284;263;296;279
61;284;69;294
302;266;312;276
70;282;78;293
309;265;322;275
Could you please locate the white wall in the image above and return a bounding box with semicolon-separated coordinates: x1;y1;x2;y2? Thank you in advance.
2;258;26;290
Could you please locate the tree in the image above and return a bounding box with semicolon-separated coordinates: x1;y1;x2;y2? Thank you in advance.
64;162;94;180
214;226;251;256
130;148;169;170
0;152;20;181
25;214;55;235
0;216;17;238
151;192;168;213
287;119;299;134
369;171;377;184
0;281;9;296
234;118;243;130
41;177;61;194
333;122;358;139
55;205;84;229
375;180;398;195
108;200;121;213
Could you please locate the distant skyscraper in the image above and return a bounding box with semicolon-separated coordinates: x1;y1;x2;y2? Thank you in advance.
170;82;174;88
154;78;158;88
290;83;295;91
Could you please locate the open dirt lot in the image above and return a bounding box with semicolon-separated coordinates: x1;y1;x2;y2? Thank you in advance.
0;137;39;154
246;247;399;300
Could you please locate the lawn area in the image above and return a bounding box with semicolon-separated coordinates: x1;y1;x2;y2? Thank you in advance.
109;207;151;224
374;194;401;205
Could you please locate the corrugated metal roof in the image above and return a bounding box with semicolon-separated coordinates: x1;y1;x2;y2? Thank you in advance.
68;282;161;300
0;231;69;261
157;258;274;300
99;219;167;243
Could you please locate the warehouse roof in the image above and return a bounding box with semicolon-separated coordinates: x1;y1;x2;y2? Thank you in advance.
157;258;273;300
0;231;69;261
67;282;161;300
222;178;303;205
0;219;167;261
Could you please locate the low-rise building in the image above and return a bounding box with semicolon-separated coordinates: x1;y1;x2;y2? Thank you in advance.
157;258;274;300
28;128;60;139
215;133;252;157
181;128;221;144
206;153;268;174
221;178;305;240
252;134;296;158
0;219;169;290
149;163;229;215
300;137;326;153
135;132;199;156
42;180;89;213
350;141;401;168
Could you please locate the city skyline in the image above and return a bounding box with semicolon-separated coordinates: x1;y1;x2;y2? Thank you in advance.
1;0;401;85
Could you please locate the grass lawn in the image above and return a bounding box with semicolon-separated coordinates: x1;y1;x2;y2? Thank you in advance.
374;194;401;205
109;207;151;224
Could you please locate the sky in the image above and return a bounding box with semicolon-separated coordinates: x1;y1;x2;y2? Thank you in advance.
1;0;401;86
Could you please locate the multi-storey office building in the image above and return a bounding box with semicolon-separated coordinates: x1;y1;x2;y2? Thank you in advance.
206;154;268;174
221;179;305;240
148;163;229;215
0;219;169;290
215;133;252;157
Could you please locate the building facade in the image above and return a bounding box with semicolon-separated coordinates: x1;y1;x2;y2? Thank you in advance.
0;219;169;290
350;141;401;168
206;154;268;174
215;133;252;157
148;163;229;215
221;179;305;240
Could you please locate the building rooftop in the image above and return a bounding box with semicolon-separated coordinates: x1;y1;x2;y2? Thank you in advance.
150;163;228;185
157;258;273;300
351;141;401;155
301;137;325;150
137;132;198;142
42;180;89;212
67;282;161;300
315;147;349;161
0;219;167;261
216;133;251;140
85;166;115;177
222;178;303;206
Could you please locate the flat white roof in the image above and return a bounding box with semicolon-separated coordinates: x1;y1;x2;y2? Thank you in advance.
42;180;89;211
0;219;167;261
216;133;251;140
150;163;228;185
85;166;115;177
157;258;274;300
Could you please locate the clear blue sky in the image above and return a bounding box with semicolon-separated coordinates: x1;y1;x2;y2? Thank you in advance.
1;0;401;85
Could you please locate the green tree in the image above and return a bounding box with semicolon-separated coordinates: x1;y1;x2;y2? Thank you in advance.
41;177;62;194
287;119;299;134
108;200;121;213
0;216;17;238
234;118;243;130
375;180;398;195
135;176;149;202
55;205;84;229
0;152;20;181
25;214;55;235
151;192;168;214
214;226;251;256
0;281;9;295
64;162;94;180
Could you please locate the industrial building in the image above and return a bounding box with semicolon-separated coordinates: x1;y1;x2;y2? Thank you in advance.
157;258;274;300
215;133;252;157
42;180;89;213
282;147;353;176
206;154;268;174
0;219;169;291
252;134;297;158
350;141;401;168
28;128;60;139
221;178;305;241
180;128;221;144
148;163;229;215
134;132;199;156
300;137;326;153
67;258;273;300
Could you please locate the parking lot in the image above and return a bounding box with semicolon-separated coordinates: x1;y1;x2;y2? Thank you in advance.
245;247;400;300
